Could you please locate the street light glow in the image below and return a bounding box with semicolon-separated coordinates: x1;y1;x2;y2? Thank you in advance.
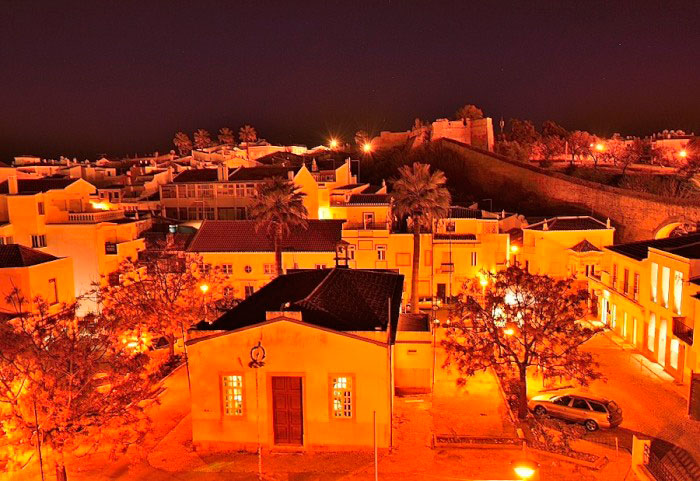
329;138;338;149
503;327;515;336
512;460;539;480
680;149;688;158
200;284;209;293
510;245;519;253
479;278;488;287
362;142;372;153
595;143;605;152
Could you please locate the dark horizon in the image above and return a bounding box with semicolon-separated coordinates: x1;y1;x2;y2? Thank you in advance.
1;0;699;161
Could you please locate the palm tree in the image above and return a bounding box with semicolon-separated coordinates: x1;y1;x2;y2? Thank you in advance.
249;177;308;277
239;124;258;159
218;127;235;146
392;162;451;313
194;129;212;150
173;132;193;156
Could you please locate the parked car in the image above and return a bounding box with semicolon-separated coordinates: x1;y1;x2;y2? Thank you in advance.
528;392;623;431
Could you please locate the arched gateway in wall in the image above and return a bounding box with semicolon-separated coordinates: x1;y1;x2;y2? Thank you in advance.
439;139;700;243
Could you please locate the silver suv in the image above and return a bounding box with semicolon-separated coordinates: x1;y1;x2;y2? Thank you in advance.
528;392;623;431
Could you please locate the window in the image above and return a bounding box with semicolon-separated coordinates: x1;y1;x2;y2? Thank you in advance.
623;268;629;295
161;185;176;198
222;264;233;275
222;375;243;416
244;265;252;273
445;221;456;232
553;396;571;406
315;264;326;269
264;264;275;275
244;285;254;297
165;207;178;218
347;245;355;260
622;312;628;338
669;338;680;369
571;398;590;410
331;376;352;418
612;264;618;288
377;245;386;261
37;202;45;215
235;184;246;197
424;250;432;266
31;235;46;248
470;252;477;267
589;401;607;413
186;184;196;198
648;313;656;352
178;207;188;220
245;184;256;197
662;266;670;308
48;278;58;305
199;185;214;198
674;271;683;314
204;207;215;220
633;273;640;300
198;262;211;275
650;262;658;302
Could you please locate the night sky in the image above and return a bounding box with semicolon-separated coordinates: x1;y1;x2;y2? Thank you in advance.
1;1;699;161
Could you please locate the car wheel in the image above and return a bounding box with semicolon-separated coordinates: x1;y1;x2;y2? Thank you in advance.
533;405;547;416
584;419;599;432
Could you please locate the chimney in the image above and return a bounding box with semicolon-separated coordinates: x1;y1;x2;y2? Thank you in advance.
606;218;611;229
8;175;18;194
217;164;229;181
543;220;549;231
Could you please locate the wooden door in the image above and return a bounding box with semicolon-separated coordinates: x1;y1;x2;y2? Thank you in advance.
272;376;303;445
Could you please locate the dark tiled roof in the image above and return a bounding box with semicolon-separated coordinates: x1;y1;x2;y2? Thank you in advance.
0;244;60;268
333;183;367;191
607;232;700;261
448;207;482;219
196;268;404;340
228;166;296;181
172;169;218;183
362;184;385;194
0;178;77;194
347;194;390;205
526;216;609;231
187;220;344;252
570;239;602;253
397;313;430;332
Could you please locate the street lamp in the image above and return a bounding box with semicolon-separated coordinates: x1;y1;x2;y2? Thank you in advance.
512;459;539;480
200;284;209;294
595;143;605;152
510;245;519;253
329;138;339;149
362;142;373;154
680;149;688;158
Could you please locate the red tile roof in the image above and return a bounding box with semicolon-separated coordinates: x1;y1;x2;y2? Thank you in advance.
347;194;390;205
0;244;60;268
172;169;218;183
187;220;344;252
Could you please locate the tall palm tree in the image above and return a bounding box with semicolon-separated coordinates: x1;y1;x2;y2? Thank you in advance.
218;127;235;146
173;132;193;156
392;162;451;313
249;177;308;277
194;129;212;150
239;124;258;159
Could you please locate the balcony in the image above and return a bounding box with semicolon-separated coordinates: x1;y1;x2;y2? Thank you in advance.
672;316;694;345
68;210;125;223
343;222;389;231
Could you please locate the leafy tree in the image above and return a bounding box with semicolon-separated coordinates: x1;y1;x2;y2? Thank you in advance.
218;127;235;146
619;139;644;175
679;137;700;179
506;119;540;160
442;266;602;419
532;135;565;166
391;162;451;313
238;124;258;159
249;177;309;277
193;129;212;150
173;132;193;156
541;120;568;140
567;131;594;166
355;130;370;148
98;249;236;358
0;292;160;481
455;104;484;122
600;139;626;167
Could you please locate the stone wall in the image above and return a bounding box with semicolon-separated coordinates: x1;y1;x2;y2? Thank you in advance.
440;139;700;242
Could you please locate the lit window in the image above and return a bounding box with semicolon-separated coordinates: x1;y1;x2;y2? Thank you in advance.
674;271;683;314
662;266;670;308
669;339;680;370
332;376;352;418
648;313;656;352
222;375;243;416
650;262;658;302
377;245;386;261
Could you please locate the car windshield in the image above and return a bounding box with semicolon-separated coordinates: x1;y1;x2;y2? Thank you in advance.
607;401;621;413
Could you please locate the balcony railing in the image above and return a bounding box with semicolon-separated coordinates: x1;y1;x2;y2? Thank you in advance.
68;210;125;223
343;222;389;231
672;317;694;345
